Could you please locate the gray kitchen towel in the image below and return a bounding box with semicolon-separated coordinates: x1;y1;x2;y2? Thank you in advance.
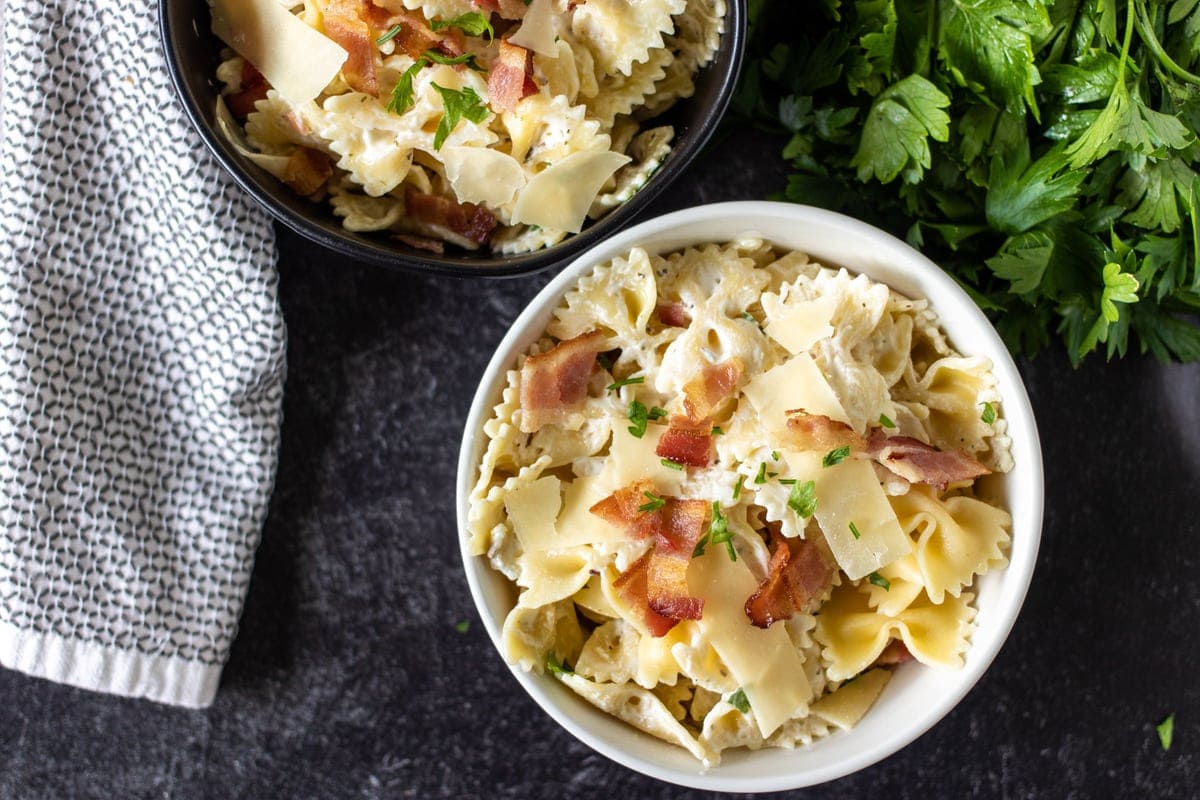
0;0;286;707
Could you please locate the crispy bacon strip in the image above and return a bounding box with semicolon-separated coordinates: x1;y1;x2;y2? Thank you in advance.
227;62;270;119
282;147;333;196
518;330;604;433
744;535;833;629
404;187;497;245
865;428;990;490
589;478;661;541
656;414;713;467
657;301;690;328
682;359;743;420
613;553;678;637
784;408;865;453
321;0;380;95
487;40;538;112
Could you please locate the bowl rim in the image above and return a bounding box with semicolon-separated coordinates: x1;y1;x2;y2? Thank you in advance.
157;0;748;278
455;200;1044;791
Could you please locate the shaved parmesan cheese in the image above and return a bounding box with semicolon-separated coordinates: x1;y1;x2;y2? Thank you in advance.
440;146;527;208
784;451;911;580
691;551;812;738
210;0;347;104
554;479;631;549
504;475;562;552
516;548;592;608
809;668;891;730
741;353;849;441
763;295;836;354
508;0;559;56
601;425;686;496
513;150;632;233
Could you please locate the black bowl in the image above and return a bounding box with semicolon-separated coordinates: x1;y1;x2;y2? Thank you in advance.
159;1;746;278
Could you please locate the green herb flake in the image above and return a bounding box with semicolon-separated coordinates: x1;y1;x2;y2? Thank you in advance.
627;400;649;438
709;502;736;561
430;11;494;41
387;58;428;115
545;650;574;677
879;414;897;429
596;352;614;371
849;521;862;540
375;24;403;47
727;687;751;713
771;450;780;461
867;572;891;591
1157;713;1175;751
754;462;769;484
980;402;997;425
454;620;470;633
823;445;851;467
778;478;797;485
430;83;489;150
711;425;725;436
649;406;668;421
732;479;743;501
788;480;816;517
638;491;666;513
606;376;646;392
661;458;685;471
423;49;484;71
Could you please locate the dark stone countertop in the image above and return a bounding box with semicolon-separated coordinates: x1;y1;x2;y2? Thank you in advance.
1;129;1198;800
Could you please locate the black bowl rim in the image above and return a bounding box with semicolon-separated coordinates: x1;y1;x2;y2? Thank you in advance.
159;0;747;278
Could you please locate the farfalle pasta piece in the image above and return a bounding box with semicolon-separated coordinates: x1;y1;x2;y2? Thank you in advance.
903;355;1000;459
575;618;640;683
569;0;687;78
591;126;675;216
502;598;584;672
815;582;977;681
586;49;672;128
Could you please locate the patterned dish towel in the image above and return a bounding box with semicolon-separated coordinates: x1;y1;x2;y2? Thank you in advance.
0;1;286;707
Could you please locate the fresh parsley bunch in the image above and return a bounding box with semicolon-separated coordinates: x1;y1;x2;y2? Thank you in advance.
735;0;1200;363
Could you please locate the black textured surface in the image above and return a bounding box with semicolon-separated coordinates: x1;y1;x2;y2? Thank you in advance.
1;129;1198;799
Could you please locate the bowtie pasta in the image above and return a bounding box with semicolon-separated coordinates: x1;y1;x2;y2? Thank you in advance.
208;0;726;254
467;237;1014;765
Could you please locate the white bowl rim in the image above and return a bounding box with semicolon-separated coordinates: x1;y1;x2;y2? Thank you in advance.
455;200;1044;792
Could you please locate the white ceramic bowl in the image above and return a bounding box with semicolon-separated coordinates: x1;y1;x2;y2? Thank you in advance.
455;201;1044;792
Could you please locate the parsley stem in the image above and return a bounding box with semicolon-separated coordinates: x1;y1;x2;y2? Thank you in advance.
1134;4;1200;87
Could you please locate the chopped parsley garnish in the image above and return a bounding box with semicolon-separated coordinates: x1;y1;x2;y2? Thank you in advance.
771;450;780;461
822;445;851;467
430;11;494;41
660;458;685;471
596;352;614;371
727;687;751;713
606;375;645;392
627;400;665;438
788;480;816;517
711;425;725;436
545;650;574;677
638;491;666;513
867;572;891;591
778;477;796;485
1157;713;1175;751
849;521;862;540
454;620;470;633
424;49;484;71
732;479;743;500
375;24;403;46
980;402;997;425
879;413;897;429
741;312;757;324
430;83;489;150
387;58;427;115
754;462;769;484
695;502;736;561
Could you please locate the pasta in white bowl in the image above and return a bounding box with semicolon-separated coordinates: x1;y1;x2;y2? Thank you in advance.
456;202;1043;791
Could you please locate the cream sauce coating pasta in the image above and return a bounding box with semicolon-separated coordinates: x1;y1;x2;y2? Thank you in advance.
468;238;1013;764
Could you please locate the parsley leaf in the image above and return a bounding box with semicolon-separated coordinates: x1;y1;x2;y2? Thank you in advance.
850;74;951;184
454;620;470;633
430;12;495;41
849;520;862;540
980;401;997;424
661;458;685;471
867;572;891;590
627;400;650;438
387;59;428;115
545;650;574;677
376;24;403;46
727;687;751;713
430;83;489;150
709;502;736;561
1157;713;1175;750
788;480;817;517
878;413;897;428
607;376;645;392
638;491;666;513
822;445;851;467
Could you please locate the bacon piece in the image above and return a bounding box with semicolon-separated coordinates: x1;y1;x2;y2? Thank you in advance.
744;535;834;629
487;40;538;112
613;553;679;637
784;408;865;453
321;0;380;95
404;187;497;245
872;640;914;667
657;301;690;328
282;147;333;196
395;234;445;254
865;428;990;490
646;499;709;624
518;330;604;433
589;478;661;541
655;414;713;467
682;359;743;420
227;62;270;119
